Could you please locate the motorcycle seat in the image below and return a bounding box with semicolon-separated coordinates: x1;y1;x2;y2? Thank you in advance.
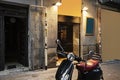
76;59;99;71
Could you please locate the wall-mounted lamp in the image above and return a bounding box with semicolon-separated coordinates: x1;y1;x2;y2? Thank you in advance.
82;7;88;11
53;0;62;6
55;2;62;6
82;7;88;16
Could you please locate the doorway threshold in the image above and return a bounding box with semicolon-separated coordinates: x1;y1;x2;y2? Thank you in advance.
0;62;29;75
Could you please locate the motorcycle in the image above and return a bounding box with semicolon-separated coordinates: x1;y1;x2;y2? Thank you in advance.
55;39;104;80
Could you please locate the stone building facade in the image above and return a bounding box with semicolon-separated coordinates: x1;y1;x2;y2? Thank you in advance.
0;0;59;71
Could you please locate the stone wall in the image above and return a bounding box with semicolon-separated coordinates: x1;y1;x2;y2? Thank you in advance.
46;6;58;68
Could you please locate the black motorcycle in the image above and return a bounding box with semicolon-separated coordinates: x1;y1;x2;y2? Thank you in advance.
55;39;104;80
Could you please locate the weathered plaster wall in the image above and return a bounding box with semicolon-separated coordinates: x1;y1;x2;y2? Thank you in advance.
46;6;58;68
81;0;98;58
28;7;46;69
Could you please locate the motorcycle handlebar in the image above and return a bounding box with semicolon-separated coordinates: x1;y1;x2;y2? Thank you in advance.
56;39;64;52
56;39;82;62
57;52;67;58
74;55;82;62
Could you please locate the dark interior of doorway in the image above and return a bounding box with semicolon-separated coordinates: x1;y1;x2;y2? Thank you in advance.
58;22;73;53
4;16;28;68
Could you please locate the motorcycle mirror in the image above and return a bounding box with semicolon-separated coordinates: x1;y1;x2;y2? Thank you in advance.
56;39;60;44
56;39;64;52
88;50;94;55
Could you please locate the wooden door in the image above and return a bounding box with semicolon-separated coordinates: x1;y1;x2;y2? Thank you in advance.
0;16;5;71
58;22;73;52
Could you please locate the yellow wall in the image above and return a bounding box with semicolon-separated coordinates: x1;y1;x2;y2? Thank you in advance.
58;0;82;17
101;9;120;61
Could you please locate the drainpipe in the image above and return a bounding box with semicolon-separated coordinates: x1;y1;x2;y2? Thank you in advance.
39;0;48;70
40;0;48;70
44;9;48;70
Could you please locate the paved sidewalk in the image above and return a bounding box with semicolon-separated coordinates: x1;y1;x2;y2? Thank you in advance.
101;60;120;80
0;67;78;80
0;60;120;80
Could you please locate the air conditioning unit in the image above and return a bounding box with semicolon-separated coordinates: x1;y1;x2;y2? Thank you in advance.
98;0;120;9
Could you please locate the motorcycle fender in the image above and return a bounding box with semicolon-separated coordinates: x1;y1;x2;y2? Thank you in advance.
55;59;74;80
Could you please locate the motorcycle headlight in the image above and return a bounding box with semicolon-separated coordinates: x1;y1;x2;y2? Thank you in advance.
67;52;75;61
